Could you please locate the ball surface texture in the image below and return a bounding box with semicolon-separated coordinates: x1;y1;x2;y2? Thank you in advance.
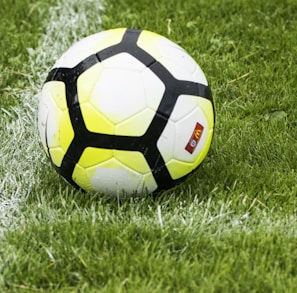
38;28;214;196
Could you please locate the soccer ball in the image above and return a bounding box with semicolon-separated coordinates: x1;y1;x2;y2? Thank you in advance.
38;28;214;196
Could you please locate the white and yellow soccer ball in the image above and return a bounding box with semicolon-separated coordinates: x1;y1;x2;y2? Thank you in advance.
38;28;214;196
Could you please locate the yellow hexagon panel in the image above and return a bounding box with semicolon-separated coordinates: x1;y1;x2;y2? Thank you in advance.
115;108;155;136
114;150;151;174
43;81;67;110
137;30;163;60
78;147;114;168
59;110;75;151
47;106;74;166
73;149;158;194
77;63;104;104
166;159;194;180
198;98;215;129
49;147;65;168
72;163;94;192
92;28;126;53
79;103;114;134
77;63;114;134
39;81;74;163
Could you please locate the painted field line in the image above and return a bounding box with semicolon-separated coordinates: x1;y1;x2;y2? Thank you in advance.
0;0;103;237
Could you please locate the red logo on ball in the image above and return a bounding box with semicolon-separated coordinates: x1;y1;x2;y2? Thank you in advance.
185;122;204;154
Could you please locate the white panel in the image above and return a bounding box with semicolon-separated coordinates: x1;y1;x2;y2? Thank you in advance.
142;67;165;111
156;120;175;163
158;95;208;163
158;39;208;85
53;29;125;69
37;94;49;154
38;87;59;150
102;52;146;71
90;158;142;195
53;32;106;68
90;55;148;124
174;107;208;162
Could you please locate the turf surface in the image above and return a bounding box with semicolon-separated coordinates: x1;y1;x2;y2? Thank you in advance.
0;0;297;292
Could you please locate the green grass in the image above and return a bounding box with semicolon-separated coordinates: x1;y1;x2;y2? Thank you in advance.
0;0;56;108
0;0;297;292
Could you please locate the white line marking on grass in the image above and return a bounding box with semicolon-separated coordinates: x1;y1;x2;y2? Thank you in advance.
157;205;164;229
0;0;103;237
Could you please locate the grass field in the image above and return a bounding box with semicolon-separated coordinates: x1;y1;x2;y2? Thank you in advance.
0;0;297;292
